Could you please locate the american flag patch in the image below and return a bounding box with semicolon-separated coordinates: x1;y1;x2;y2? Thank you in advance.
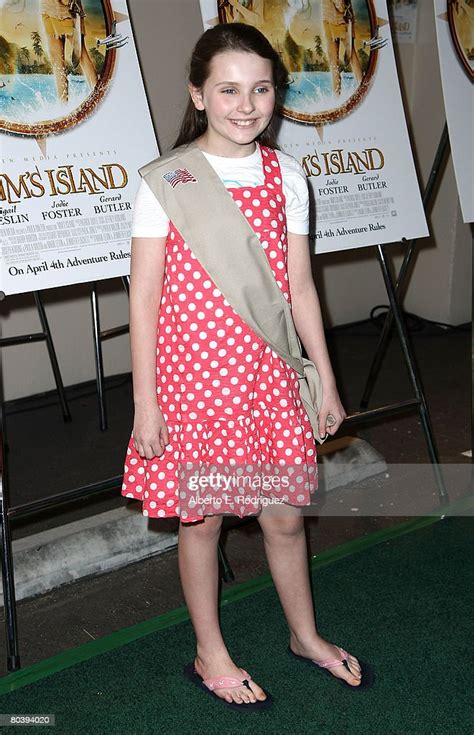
162;167;197;188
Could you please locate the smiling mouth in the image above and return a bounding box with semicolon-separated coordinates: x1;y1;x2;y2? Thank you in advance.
229;119;257;127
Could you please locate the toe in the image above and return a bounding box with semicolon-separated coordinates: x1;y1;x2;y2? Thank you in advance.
232;681;264;704
248;681;266;702
241;684;257;703
232;688;245;704
346;662;362;685
348;655;362;678
213;686;241;704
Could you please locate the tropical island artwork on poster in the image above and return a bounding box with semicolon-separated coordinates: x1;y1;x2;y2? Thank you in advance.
0;0;158;295
200;0;428;253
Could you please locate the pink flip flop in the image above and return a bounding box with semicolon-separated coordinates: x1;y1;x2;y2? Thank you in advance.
287;644;375;690
183;662;273;711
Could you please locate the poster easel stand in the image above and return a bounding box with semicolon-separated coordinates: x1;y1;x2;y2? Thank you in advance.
90;277;130;431
0;403;21;671
0;290;71;422
360;240;449;504
361;123;449;409
357;123;450;504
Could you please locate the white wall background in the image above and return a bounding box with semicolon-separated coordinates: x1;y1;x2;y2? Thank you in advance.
1;0;471;401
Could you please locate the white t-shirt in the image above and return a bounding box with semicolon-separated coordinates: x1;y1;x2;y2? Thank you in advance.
131;145;309;238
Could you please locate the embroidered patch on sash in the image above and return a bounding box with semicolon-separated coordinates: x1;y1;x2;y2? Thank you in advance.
162;168;197;188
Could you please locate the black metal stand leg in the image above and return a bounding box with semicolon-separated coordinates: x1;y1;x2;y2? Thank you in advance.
376;244;449;505
90;283;107;431
33;292;71;423
122;275;130;297
0;405;21;672
360;124;450;411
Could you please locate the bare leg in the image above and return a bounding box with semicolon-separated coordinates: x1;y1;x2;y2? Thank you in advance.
350;42;363;85
44;34;68;103
178;514;267;705
79;39;98;89
257;503;362;686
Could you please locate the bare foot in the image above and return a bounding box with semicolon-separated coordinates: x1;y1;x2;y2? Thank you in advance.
193;653;268;705
289;635;362;687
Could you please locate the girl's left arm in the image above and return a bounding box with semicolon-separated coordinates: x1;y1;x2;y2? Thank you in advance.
287;231;347;436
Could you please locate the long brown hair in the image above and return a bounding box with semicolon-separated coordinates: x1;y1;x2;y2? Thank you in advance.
173;23;288;150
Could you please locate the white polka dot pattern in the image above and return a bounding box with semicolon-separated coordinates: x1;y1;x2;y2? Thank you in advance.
121;146;318;522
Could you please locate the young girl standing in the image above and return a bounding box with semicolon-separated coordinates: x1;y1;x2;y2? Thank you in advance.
122;23;372;711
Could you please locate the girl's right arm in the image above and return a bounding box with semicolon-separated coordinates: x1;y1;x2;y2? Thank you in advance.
129;235;169;459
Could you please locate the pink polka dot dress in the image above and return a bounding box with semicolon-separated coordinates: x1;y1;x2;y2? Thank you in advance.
121;145;318;523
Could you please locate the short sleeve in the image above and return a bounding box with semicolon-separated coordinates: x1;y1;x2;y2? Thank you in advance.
131;178;170;238
276;151;309;235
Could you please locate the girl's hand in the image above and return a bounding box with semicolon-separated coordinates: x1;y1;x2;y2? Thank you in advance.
132;402;169;459
318;384;347;439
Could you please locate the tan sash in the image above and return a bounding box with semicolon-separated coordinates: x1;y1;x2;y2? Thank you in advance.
139;141;331;443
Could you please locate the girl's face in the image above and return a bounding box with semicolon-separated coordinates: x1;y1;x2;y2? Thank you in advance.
189;50;276;157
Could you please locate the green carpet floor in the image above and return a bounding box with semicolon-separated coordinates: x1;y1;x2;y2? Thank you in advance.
0;515;472;734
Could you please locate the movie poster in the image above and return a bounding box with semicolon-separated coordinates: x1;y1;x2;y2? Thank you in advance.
0;0;158;295
434;0;473;224
199;0;428;254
